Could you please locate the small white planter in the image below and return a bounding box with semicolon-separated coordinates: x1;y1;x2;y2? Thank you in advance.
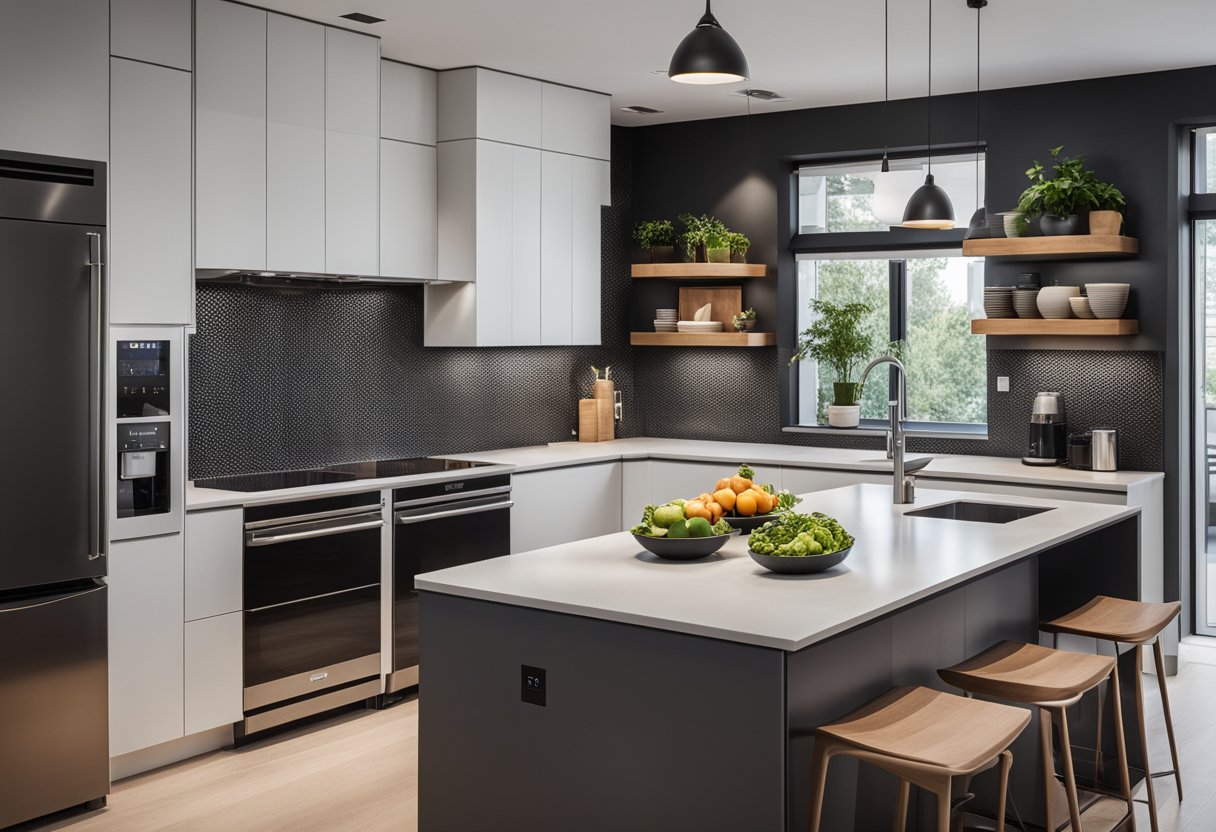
827;405;860;428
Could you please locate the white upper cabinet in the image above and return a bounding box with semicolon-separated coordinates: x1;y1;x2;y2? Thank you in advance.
438;68;542;148
380;140;437;280
111;0;192;70
541;83;611;161
325;27;380;276
109;58;193;325
381;61;437;146
195;0;267;271
0;0;108;161
430;67;609;347
267;14;326;274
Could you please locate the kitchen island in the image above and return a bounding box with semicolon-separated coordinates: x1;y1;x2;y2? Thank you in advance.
417;484;1145;831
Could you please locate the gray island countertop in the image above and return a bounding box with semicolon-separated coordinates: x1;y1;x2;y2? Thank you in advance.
416;483;1140;652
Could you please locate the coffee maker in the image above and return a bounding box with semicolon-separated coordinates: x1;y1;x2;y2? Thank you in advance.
1023;391;1067;466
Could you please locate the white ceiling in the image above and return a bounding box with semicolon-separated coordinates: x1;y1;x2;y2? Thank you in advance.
258;0;1216;126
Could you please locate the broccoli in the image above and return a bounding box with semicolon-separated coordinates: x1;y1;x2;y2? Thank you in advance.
738;463;755;480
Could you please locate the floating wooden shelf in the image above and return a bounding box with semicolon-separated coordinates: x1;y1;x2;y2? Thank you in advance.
630;331;777;347
971;318;1138;336
631;263;767;279
961;235;1138;261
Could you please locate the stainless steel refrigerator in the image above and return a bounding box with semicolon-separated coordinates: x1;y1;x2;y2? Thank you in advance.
0;150;110;826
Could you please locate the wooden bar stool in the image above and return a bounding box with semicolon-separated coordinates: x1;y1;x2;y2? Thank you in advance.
1042;597;1183;832
807;686;1030;832
939;641;1136;832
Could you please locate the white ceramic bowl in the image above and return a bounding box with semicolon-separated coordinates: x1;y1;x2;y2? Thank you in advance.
1084;283;1130;319
1036;286;1080;319
1012;289;1041;318
1068;297;1095;319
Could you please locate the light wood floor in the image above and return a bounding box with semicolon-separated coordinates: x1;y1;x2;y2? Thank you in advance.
16;664;1216;831
18;696;418;832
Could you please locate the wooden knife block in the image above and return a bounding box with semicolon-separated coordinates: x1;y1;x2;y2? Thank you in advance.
578;398;613;442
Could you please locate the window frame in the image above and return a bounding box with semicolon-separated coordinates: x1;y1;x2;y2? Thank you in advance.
784;153;988;438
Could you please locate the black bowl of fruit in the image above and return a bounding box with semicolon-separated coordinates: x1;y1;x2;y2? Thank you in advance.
747;512;854;574
630;501;739;560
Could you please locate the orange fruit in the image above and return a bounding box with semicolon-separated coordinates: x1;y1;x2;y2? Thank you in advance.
684;500;712;521
712;488;737;512
715;478;732;491
735;491;757;516
730;475;752;494
753;489;774;514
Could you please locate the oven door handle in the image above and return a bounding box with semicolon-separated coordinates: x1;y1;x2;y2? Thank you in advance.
395;500;513;525
246;517;385;547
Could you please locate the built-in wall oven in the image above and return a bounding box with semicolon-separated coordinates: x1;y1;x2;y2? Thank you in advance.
239;491;385;738
387;473;512;694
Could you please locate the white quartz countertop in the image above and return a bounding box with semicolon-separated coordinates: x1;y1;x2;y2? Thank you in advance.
186;437;1161;510
440;438;1162;490
184;463;514;511
415;484;1139;652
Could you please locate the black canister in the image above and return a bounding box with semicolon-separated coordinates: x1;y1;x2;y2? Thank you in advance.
1067;431;1093;470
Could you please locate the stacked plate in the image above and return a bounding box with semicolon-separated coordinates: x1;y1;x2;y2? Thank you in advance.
1084;283;1130;319
654;308;678;332
677;320;724;333
1013;288;1041;319
982;287;1014;318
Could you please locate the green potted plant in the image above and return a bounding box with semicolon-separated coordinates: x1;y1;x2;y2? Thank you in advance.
1017;145;1109;236
1088;180;1127;236
732;307;757;332
790;299;874;428
726;231;751;263
632;219;676;263
678;213;728;262
705;229;730;263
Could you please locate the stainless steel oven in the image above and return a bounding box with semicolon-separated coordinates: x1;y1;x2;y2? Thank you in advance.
240;491;385;737
387;473;512;694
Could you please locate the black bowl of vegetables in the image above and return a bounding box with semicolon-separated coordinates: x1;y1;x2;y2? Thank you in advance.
747;512;854;574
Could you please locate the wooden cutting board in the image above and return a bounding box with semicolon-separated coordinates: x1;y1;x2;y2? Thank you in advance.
679;286;742;325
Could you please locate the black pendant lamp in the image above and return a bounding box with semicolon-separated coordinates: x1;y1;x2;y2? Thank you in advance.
668;0;749;85
902;0;955;229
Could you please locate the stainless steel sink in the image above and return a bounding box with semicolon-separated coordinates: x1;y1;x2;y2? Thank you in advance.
904;501;1052;524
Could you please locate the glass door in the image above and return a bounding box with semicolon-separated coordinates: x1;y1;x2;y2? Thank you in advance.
1195;217;1216;633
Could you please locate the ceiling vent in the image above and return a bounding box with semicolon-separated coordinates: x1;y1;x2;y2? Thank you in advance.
339;12;385;24
736;88;788;102
619;105;664;115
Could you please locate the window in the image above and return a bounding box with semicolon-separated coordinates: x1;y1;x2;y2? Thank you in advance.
791;154;987;432
1194;126;1216;194
796;255;986;428
798;153;985;234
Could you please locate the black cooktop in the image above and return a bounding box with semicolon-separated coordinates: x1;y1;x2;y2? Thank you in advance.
192;457;491;493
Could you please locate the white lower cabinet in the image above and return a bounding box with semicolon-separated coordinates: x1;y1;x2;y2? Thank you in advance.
185;613;243;736
780;467;886;496
511;463;622;553
108;535;185;758
647;460;783;505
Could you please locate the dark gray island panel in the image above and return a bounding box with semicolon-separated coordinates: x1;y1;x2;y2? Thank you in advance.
419;592;786;832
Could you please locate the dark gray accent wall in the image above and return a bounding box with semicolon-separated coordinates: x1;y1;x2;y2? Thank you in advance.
630;66;1216;608
187;129;636;479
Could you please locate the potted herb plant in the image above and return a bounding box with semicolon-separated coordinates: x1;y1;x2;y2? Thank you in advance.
632;219;676;263
1088;180;1127;236
1017;145;1124;236
678;213;728;262
790;299;874;429
705;229;730;263
732;307;757;332
727;231;751;263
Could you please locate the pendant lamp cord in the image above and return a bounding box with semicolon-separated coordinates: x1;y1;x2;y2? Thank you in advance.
882;0;889;168
975;1;981;207
926;0;933;175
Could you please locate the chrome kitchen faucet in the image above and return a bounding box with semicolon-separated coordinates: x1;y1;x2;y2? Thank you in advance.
858;355;916;505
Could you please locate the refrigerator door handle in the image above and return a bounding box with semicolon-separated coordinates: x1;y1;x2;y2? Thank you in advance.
0;583;106;614
85;232;104;561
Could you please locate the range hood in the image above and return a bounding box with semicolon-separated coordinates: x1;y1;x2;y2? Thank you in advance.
195;269;449;288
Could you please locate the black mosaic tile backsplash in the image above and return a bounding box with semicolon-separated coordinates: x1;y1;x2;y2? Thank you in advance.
189;121;1164;478
631;348;1163;472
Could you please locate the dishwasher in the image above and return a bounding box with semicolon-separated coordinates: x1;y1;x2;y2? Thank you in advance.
386;473;512;695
